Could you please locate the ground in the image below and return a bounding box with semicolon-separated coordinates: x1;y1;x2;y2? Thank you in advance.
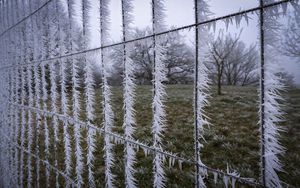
22;85;300;187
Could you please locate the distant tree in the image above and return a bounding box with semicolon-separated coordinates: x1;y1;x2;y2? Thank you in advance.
130;28;154;84
110;27;194;85
223;42;258;86
163;29;194;84
206;31;240;95
206;30;258;95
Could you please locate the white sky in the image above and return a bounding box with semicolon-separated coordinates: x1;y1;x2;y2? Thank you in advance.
86;0;300;85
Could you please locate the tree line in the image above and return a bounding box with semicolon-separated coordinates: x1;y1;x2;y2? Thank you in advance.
35;1;298;95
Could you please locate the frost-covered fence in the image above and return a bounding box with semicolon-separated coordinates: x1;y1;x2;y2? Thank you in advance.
0;0;297;187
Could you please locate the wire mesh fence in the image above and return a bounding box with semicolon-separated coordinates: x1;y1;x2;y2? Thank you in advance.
0;0;298;187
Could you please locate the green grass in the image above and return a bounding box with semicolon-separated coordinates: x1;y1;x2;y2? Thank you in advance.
18;85;300;187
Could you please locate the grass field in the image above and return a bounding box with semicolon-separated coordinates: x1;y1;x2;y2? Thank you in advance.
95;85;300;187
20;85;300;187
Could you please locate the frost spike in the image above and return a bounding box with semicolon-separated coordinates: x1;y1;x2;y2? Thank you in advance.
26;65;33;188
152;0;168;187
281;3;288;15
50;61;60;188
19;66;28;188
259;1;285;187
194;0;211;187
13;67;20;188
121;0;137;187
82;0;96;186
60;59;72;188
100;0;116;187
41;61;50;187
34;64;42;188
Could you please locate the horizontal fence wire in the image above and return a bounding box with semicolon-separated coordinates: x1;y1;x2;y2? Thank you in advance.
3;99;263;187
0;131;77;187
0;0;52;37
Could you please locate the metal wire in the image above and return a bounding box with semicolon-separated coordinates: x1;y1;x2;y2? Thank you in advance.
0;0;294;70
259;0;266;186
0;0;53;38
194;0;201;187
0;132;77;187
0;0;296;187
3;100;263;187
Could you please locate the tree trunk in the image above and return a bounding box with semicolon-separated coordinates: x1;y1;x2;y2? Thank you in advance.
217;72;222;95
217;63;223;95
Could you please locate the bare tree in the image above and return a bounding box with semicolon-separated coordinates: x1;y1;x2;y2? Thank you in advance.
206;31;240;95
131;28;154;84
223;42;258;86
111;27;194;85
206;30;258;95
163;30;194;84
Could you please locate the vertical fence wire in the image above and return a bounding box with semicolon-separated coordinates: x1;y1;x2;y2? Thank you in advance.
82;0;97;186
194;0;200;187
63;1;73;186
122;0;129;186
52;1;60;187
74;1;84;187
27;2;34;187
99;0;115;186
34;63;41;188
99;1;110;186
259;0;266;186
8;65;14;186
19;65;26;188
27;65;33;188
121;0;138;187
13;65;20;187
121;1;130;186
151;1;169;187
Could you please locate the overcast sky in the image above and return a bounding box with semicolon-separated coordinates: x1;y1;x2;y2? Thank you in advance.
86;0;300;85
